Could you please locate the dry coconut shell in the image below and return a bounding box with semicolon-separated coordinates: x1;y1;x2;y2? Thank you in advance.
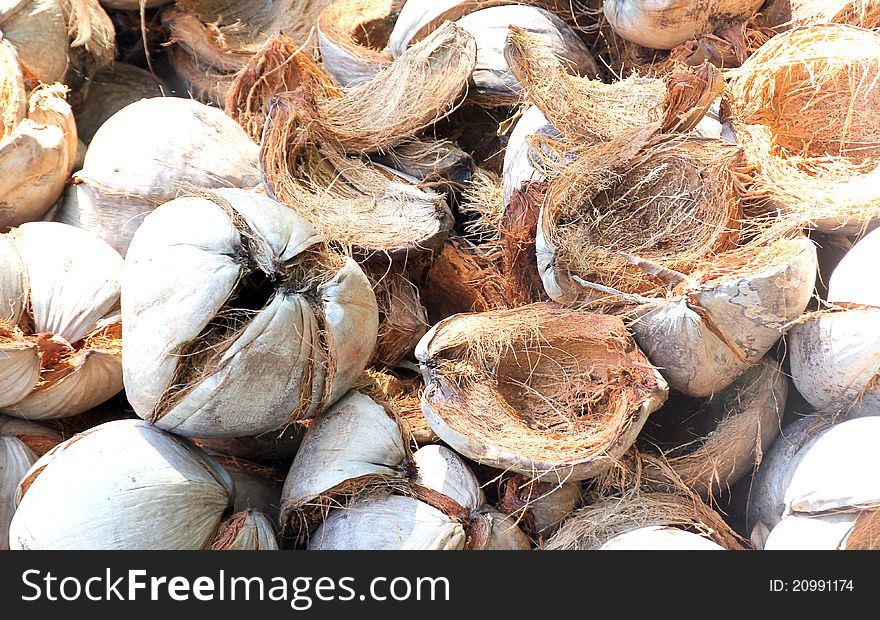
0;414;63;456
355;367;436;443
0;60;78;229
390;2;598;106
122;188;378;438
760;0;880;29
279;390;409;540
1;435;36;550
362;267;428;368
790;227;880;417
416;304;669;481
0;222;123;420
638;357;787;498
162;0;333;106
210;510;279;551
72;62;168;144
746;414;834;549
496;474;582;538
545;490;744;549
505;25;725;141
604;0;763;50
318;0;400;87
54;96;261;255
725;24;880;233
9;419;236;550
0;0;115;87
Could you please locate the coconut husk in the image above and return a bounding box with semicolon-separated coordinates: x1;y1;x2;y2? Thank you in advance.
545;490;745;549
355;367;436;443
724;24;880;233
505;25;724;141
317;0;400;86
72;63;168;143
209;510;279;550
636;357;787;498
843;509;880;550
362;266;428;368
760;0;880;30
418;236;525;324
372;137;474;185
0;415;63;456
206;455;285;521
194;423;308;464
535;129;742;300
416;304;669;481
1;435;36;550
496;474;582;539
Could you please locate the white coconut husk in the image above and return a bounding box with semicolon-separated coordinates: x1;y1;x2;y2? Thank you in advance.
760;0;880;29
9;419;235;550
604;0;763;50
472;508;532;550
210;510;279;550
501;106;559;209
0;0;115;87
827;226;880;307
279;390;408;539
600;525;725;550
122;189;379;439
72;63;168;144
0;435;36;550
746;414;833;548
0;414;63;456
764;512;859;550
724;24;880;233
0;66;77;229
54;97;261;255
416;304;668;481
788;309;880;418
545;490;745;549
638;357;787;498
163;0;333;105
318;0;400;87
497;474;582;538
354;368;436;443
412;444;485;509
390;2;598;106
0;222;123;420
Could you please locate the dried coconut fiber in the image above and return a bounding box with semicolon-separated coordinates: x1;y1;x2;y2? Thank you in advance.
760;0;880;30
416;304;669;481
725;24;880;233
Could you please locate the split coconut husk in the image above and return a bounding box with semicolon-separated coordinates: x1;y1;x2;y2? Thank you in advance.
505;25;725;142
761;417;880;549
162;0;334;106
545;490;745;549
307;444;530;549
389;1;599;106
121;188;378;438
355;367;436;443
362;266;428;368
636;357;787;498
0;415;63;456
603;0;763;50
789;226;880;417
1;435;36;550
760;0;880;30
724;24;880;233
416;304;669;481
72;62;168;144
0;222;123;420
210;509;279;550
746;414;835;549
0;0;115;87
0;46;78;229
54;96;261;255
279;390;410;541
9;419;237;550
318;0;401;87
496;474;582;538
372;138;474;185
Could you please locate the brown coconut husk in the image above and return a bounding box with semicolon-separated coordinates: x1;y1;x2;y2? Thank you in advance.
537;128;743;298
544;489;745;549
362;267;428;368
844;509;880;550
505;25;724;142
760;0;880;30
418;236;525;324
417;304;668;480
725;24;880;233
372;138;474;184
0;41;27;144
355;367;436;444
